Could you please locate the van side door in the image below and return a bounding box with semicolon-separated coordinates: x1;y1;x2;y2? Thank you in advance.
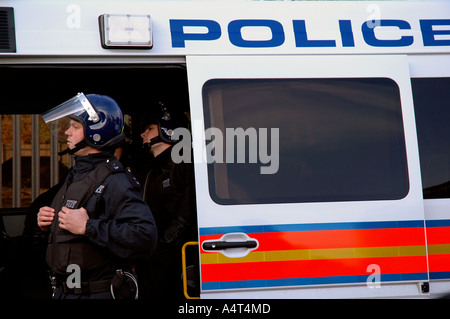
187;55;428;298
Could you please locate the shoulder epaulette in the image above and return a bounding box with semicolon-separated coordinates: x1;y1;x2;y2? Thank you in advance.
104;158;124;173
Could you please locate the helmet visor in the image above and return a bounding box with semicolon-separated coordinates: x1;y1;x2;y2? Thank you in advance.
41;92;100;149
42;92;99;124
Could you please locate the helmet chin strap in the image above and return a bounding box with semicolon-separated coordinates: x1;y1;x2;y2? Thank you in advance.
142;136;163;153
58;140;89;156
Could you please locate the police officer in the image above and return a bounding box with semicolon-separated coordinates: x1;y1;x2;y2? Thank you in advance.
37;93;157;299
137;104;197;299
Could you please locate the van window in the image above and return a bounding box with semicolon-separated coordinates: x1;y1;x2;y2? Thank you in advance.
202;78;409;205
412;77;450;199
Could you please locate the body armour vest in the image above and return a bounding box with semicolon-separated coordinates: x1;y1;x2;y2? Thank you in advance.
46;158;123;274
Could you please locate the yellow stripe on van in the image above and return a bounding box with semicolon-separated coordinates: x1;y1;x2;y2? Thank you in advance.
428;244;450;255
201;245;427;265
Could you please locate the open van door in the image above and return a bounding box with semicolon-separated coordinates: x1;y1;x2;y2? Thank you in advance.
187;55;429;299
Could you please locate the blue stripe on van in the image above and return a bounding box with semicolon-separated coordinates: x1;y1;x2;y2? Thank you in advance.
199;220;425;236
201;272;429;291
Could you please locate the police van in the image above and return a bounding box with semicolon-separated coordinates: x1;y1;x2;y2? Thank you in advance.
0;0;449;299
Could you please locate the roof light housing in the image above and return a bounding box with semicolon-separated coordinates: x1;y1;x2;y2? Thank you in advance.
99;13;153;49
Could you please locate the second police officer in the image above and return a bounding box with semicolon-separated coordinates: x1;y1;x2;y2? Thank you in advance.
138;103;198;299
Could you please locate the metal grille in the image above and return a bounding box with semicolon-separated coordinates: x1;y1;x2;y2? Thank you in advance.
0;7;16;53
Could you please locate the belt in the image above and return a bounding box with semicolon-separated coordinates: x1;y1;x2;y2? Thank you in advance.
62;279;111;295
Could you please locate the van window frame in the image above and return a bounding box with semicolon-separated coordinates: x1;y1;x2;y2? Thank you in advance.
412;77;450;199
202;77;410;205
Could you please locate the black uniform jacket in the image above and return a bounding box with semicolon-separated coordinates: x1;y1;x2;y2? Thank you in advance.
143;146;197;247
47;152;157;280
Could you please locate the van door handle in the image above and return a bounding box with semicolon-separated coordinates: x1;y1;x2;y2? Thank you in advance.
202;240;258;251
201;233;259;257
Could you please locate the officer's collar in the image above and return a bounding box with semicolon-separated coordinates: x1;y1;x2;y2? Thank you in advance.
153;145;173;165
73;151;115;173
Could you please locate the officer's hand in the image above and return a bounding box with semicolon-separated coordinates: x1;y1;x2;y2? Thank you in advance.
37;206;55;231
58;206;89;235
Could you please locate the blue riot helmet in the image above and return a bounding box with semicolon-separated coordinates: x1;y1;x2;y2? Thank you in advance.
42;92;125;155
142;101;188;149
158;102;185;144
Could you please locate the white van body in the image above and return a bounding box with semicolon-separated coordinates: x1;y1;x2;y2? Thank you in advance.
1;0;450;299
